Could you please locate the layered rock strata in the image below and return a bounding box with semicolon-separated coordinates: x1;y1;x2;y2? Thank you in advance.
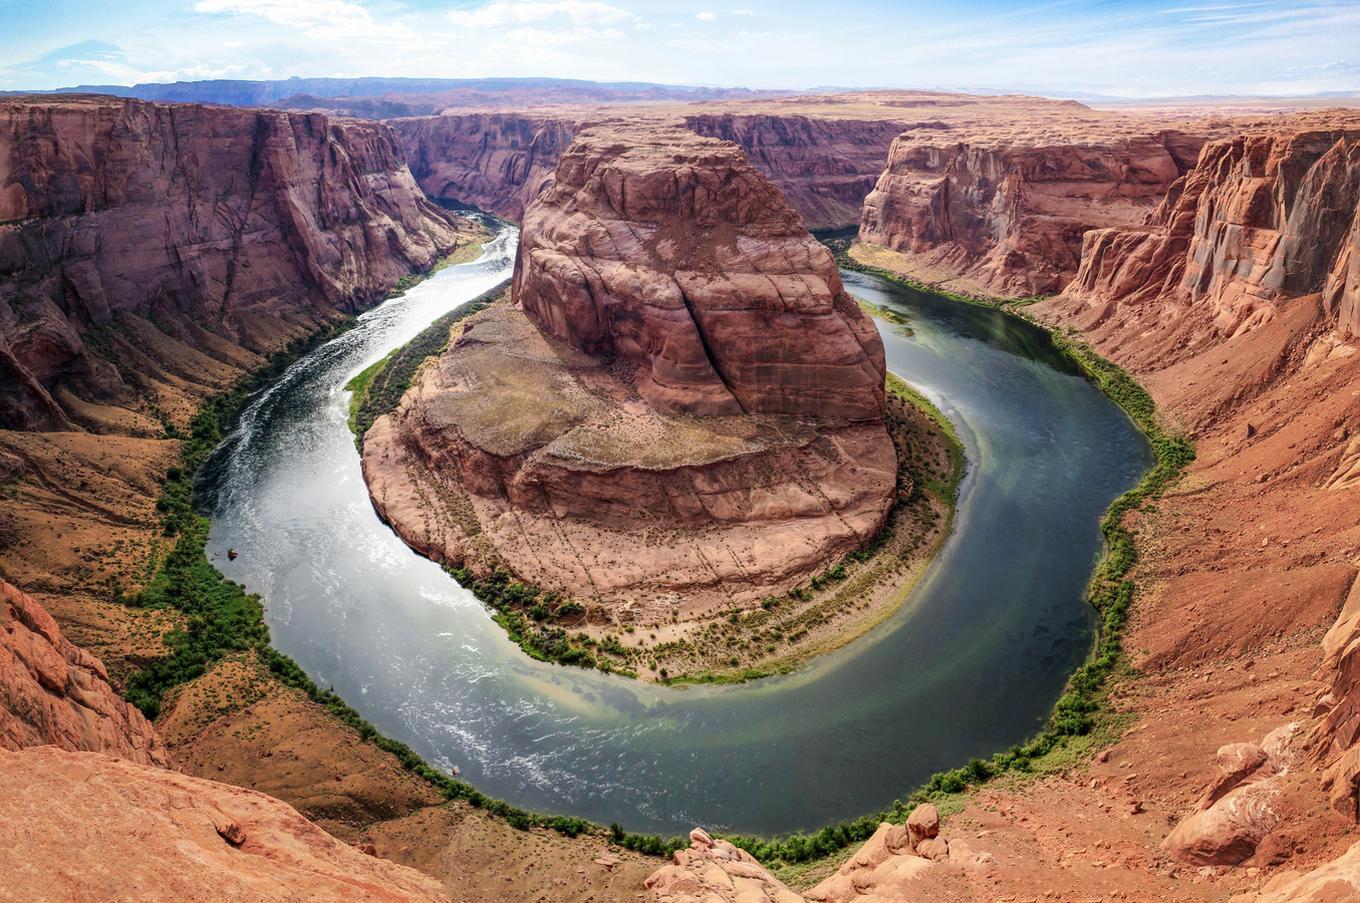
859;126;1208;297
364;125;895;614
682;114;907;231
392;109;905;229
390;112;578;221
0;95;468;431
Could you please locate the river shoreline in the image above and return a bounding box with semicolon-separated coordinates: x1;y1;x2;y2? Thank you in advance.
348;293;966;685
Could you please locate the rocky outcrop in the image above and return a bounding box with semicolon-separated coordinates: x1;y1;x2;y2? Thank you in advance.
390;112;578;220
364;125;895;614
0;745;449;902
1162;725;1299;865
0;95;468;430
1061;126;1360;335
645;829;804;903
513;125;886;419
1236;841;1360;902
645;806;991;903
683;115;906;230
1;579;168;766
859;126;1208;297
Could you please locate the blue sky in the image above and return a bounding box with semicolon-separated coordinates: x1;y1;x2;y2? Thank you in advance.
1;0;1357;97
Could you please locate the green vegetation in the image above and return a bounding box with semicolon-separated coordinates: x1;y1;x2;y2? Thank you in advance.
345;353;393;436
447;566;633;673
831;240;1048;308
346;280;508;444
886;372;965;504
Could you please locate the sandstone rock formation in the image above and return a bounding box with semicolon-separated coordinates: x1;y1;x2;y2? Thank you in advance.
1063;124;1360;333
1235;840;1360;902
1;579;168;765
0;95;469;431
0;745;449;902
392;108;904;230
1162;725;1299;865
645;806;989;903
364;125;895;616
645;829;804;903
859;124;1208;297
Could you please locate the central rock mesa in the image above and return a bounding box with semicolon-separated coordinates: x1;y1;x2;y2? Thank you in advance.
364;125;896;618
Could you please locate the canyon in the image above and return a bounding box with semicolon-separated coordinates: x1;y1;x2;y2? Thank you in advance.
4;81;1360;903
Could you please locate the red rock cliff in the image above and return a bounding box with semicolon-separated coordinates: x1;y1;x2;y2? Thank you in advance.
859;124;1208;297
0;95;466;431
513;125;886;420
1062;125;1360;343
391;110;903;230
390;112;578;221
683;114;905;230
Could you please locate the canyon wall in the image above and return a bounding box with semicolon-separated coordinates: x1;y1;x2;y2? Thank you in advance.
0;95;468;431
682;114;906;230
1060;124;1360;347
391;111;904;229
364;125;896;617
858;126;1208;297
390;112;578;221
1032;115;1360;871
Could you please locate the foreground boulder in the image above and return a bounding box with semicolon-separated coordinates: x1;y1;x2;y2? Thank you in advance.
364;125;895;616
1;579;167;765
1163;725;1299;865
0;746;448;902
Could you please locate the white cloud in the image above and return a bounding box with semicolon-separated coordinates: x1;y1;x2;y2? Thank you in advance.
505;25;625;46
449;1;634;28
696;11;716;21
194;0;412;43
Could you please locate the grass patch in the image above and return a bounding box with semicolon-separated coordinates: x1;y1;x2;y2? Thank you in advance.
347;280;508;444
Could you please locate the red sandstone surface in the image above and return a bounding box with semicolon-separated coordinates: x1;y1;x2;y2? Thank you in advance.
0;745;449;902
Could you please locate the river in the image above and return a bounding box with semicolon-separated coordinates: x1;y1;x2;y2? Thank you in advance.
201;225;1150;836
